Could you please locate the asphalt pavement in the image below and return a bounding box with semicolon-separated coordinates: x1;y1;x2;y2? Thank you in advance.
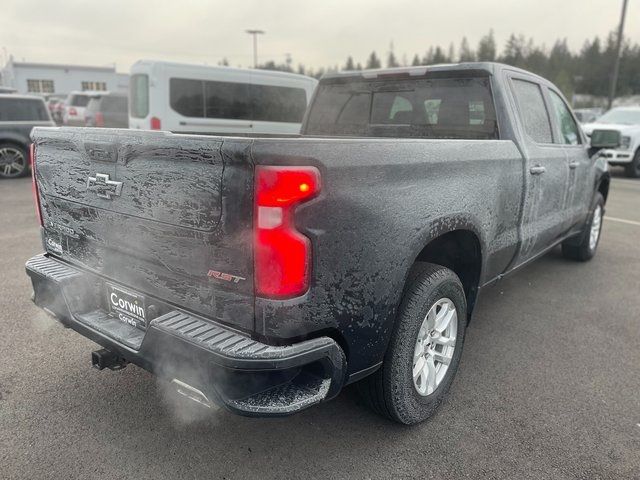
1;171;638;479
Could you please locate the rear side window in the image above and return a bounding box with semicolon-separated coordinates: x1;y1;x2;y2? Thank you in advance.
205;80;250;120
170;78;203;117
511;79;553;143
170;78;307;123
305;76;498;139
250;84;307;122
548;90;581;145
69;95;90;107
0;98;49;121
102;96;128;113
130;74;149;118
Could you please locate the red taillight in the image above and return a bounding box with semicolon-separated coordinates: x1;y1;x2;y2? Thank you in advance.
95;112;104;127
68;107;77;116
30;144;43;226
254;166;321;298
150;116;161;130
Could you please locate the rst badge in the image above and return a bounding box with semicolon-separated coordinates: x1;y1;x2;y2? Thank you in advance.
207;269;246;284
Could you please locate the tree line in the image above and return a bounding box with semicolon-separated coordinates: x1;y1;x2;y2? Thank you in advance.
250;30;640;100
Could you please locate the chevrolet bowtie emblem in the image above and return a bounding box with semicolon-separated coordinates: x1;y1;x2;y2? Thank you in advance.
86;173;123;200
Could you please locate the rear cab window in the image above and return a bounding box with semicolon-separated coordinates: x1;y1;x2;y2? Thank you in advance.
304;75;498;139
0;98;49;121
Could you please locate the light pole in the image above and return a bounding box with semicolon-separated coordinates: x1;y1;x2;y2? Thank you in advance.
607;0;629;110
245;29;265;68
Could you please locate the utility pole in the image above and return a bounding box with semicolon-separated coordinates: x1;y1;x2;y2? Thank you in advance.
607;0;629;110
245;29;265;68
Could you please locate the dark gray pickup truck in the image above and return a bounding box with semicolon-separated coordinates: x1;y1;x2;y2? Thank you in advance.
26;63;615;424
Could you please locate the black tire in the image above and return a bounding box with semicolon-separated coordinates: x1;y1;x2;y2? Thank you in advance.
561;192;604;262
625;149;640;178
357;263;467;425
0;143;29;179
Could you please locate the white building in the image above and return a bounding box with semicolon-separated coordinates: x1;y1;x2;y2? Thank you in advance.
0;58;128;96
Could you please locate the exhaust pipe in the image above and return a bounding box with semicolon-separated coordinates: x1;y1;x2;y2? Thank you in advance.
171;379;214;409
92;348;128;371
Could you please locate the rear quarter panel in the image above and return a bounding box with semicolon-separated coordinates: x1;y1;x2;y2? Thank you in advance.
251;137;524;376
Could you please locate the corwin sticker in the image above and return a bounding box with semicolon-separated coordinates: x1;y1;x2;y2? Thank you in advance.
108;285;146;328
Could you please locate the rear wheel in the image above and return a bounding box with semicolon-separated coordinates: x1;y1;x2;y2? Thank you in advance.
625;149;640;178
358;263;467;424
562;193;604;261
0;144;29;179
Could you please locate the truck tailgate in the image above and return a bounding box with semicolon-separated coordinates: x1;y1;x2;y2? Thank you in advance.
32;128;255;332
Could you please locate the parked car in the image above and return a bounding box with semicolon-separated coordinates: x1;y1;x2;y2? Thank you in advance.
129;60;317;134
581;106;640;177
84;92;129;128
45;95;67;125
63;91;104;126
27;63;612;424
574;107;603;124
0;94;54;178
0;86;18;94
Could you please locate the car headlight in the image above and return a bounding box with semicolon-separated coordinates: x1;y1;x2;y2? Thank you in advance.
621;136;631;150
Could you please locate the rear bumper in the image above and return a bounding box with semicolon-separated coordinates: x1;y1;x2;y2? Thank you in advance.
25;254;346;416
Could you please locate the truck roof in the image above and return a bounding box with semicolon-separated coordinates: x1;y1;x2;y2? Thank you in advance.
320;62;547;84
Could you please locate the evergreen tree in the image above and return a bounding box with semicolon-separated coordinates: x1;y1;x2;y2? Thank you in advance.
459;37;475;62
366;51;381;69
411;54;421;66
432;46;447;64
344;56;355;70
477;29;497;61
387;51;399;68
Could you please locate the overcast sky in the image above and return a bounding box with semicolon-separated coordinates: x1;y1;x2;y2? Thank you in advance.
1;0;638;72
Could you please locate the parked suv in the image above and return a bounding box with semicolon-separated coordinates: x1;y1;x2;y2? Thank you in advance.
63;91;103;126
0;94;54;178
84;92;129;128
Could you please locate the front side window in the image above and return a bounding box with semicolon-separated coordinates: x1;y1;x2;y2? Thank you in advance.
0;98;49;121
548;90;581;145
511;79;553;143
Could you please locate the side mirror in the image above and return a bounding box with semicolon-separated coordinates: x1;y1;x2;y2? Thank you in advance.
590;129;621;149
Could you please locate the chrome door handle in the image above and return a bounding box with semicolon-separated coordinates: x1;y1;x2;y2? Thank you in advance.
568;161;580;169
530;165;546;175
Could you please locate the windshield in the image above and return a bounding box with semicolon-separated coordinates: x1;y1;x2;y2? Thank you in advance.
596;109;640;125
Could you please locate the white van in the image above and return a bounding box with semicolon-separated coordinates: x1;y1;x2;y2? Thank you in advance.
129;60;318;135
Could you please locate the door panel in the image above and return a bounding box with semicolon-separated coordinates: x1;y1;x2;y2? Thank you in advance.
508;76;571;264
546;88;593;230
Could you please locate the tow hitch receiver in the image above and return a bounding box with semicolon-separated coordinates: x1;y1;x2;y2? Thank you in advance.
91;348;128;371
